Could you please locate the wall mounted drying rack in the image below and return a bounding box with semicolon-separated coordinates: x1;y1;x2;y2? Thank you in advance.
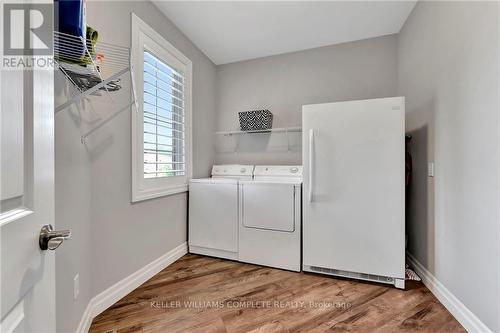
53;31;138;144
215;127;302;153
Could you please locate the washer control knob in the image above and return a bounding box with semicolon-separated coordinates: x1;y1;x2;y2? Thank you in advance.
240;168;246;173
290;167;299;173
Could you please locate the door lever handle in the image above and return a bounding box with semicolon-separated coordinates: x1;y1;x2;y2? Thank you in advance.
39;224;71;250
48;237;65;250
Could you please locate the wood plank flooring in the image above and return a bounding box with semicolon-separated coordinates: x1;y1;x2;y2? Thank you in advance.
89;254;465;333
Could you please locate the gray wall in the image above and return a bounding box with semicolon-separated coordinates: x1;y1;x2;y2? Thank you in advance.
54;1;216;332
55;70;95;333
55;2;500;332
215;35;398;165
398;1;500;332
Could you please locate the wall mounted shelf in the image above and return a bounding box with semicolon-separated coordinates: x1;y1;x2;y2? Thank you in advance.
215;127;302;137
53;31;138;144
215;127;302;153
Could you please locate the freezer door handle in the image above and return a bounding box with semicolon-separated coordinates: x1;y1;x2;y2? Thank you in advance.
308;129;314;202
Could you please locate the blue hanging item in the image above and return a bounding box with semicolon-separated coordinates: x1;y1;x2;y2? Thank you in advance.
55;0;86;57
54;0;86;37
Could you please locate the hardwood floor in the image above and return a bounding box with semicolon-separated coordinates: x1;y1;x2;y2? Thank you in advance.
89;254;465;333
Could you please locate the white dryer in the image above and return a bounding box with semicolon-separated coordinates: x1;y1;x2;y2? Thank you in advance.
238;165;303;271
189;165;254;260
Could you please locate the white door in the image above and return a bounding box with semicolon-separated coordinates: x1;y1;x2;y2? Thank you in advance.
0;35;60;333
302;97;405;279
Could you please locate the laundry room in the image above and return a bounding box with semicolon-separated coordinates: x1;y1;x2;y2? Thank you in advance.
1;1;498;333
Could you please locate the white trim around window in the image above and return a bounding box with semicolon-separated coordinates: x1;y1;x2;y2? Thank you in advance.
131;13;193;202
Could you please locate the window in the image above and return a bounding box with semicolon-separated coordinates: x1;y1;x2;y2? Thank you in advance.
143;51;185;179
131;14;192;202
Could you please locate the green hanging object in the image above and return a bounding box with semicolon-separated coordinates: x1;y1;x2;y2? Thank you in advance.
58;26;99;67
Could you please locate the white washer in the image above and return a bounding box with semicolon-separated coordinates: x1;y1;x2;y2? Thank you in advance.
189;164;254;260
238;165;303;271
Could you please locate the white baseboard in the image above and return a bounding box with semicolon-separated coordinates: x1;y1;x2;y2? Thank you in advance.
76;302;93;333
76;242;187;333
407;252;492;333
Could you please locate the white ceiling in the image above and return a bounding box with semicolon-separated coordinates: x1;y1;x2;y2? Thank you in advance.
153;1;417;65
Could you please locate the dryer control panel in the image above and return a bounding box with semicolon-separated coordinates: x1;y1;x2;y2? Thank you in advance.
253;165;303;179
212;164;254;178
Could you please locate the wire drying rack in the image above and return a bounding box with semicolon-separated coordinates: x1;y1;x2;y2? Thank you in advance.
54;31;138;143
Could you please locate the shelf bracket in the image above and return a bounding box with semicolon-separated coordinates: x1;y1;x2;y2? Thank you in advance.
286;128;291;152
234;135;241;153
80;100;135;144
55;66;130;114
80;59;139;143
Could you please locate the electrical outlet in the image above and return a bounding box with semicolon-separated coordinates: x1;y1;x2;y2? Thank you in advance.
428;162;435;177
73;273;79;300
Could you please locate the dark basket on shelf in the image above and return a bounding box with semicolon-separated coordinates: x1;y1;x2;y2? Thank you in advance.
238;109;273;131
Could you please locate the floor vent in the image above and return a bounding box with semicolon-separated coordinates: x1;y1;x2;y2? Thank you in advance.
309;266;394;285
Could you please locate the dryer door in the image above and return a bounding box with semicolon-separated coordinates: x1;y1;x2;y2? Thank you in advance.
241;182;296;232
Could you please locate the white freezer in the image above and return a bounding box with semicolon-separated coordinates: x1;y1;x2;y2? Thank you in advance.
302;97;405;288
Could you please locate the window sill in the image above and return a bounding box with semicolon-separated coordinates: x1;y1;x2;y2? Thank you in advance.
132;184;188;203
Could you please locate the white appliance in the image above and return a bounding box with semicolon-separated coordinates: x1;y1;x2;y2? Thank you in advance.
238;165;302;271
302;97;405;289
189;164;254;260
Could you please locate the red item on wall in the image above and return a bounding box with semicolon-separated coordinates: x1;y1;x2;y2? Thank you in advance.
405;135;412;187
